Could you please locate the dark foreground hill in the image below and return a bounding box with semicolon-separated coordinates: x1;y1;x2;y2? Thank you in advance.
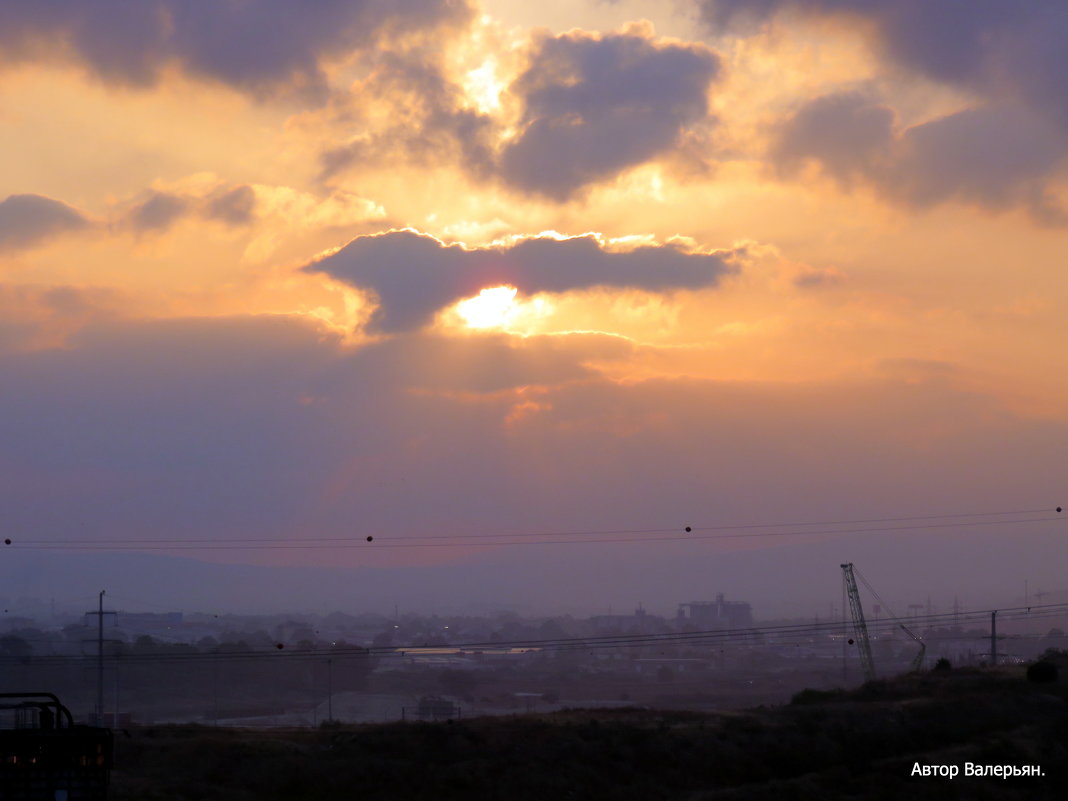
111;666;1067;800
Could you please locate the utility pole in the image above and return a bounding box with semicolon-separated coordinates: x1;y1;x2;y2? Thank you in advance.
212;652;219;726
991;610;997;666
98;591;104;724
327;657;333;723
83;590;117;725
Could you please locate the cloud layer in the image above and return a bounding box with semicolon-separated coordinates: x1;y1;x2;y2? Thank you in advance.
773;93;1067;221
2;311;1065;611
702;1;1068;130
0;0;470;97
306;230;736;333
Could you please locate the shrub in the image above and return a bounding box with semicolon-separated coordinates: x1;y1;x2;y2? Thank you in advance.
1026;661;1058;683
790;688;846;705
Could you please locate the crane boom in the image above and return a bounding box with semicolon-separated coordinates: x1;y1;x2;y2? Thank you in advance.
841;563;877;682
850;562;926;673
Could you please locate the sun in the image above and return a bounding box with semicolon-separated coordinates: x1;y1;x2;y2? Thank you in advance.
456;285;519;329
462;58;504;114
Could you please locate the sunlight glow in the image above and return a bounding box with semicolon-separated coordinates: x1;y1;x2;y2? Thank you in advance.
456;285;519;328
463;59;504;114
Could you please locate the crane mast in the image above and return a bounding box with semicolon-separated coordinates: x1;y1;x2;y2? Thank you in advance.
841;562;877;682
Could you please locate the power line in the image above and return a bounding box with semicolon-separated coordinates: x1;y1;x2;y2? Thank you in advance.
14;506;1055;545
6;508;1064;552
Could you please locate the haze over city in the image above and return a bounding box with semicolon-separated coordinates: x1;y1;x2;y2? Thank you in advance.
1;0;1067;623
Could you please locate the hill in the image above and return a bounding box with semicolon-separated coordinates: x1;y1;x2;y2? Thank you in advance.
110;665;1067;800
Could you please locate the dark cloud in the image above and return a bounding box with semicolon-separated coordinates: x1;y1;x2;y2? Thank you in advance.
204;185;257;226
706;0;1068;218
0;0;471;98
0;313;618;545
128;191;189;233
122;184;260;232
791;265;843;289
700;1;1068;130
319;50;495;181
305;230;736;333
890;106;1066;222
0;194;89;251
319;28;720;199
773;92;894;184
499;29;721;200
0;316;343;540
774;93;1067;221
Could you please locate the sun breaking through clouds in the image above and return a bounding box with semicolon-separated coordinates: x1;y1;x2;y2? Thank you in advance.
1;0;1067;614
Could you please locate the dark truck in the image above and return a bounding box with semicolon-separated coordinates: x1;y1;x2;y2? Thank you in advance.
0;693;112;800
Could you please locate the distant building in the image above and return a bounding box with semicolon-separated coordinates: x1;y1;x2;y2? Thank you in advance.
415;696;459;721
589;606;648;634
677;594;753;630
119;612;183;626
113;611;186;642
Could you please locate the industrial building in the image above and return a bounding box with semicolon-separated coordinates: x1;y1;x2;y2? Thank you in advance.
677;594;753;630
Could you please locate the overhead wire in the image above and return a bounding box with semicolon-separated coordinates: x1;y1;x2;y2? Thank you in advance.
4;506;1064;552
2;505;1062;666
11;505;1055;544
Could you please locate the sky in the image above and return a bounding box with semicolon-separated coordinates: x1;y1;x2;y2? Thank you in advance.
1;0;1067;618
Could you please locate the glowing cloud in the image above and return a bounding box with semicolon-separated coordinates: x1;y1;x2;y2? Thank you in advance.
304;229;738;334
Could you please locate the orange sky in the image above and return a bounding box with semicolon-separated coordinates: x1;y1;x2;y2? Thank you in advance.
1;1;1066;614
